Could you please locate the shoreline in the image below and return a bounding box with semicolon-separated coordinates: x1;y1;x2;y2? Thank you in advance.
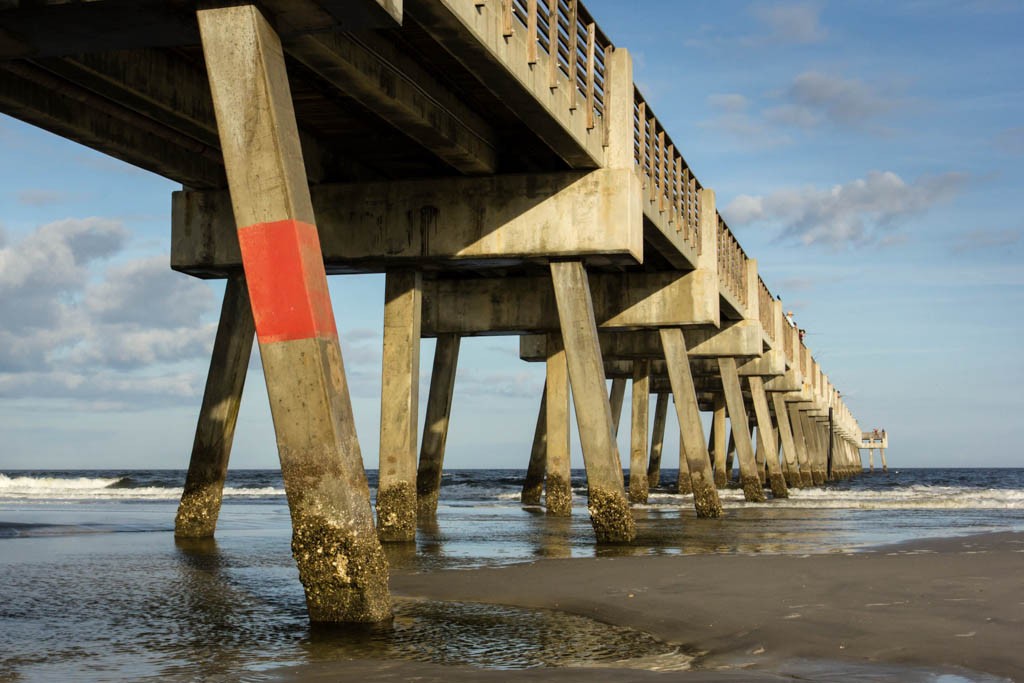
272;530;1023;681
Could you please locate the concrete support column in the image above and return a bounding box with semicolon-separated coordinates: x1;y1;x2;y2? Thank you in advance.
198;4;388;622
628;360;651;504
804;415;826;485
549;261;634;541
520;383;547;505
787;404;814;487
868;448;874;471
881;448;888;472
660;328;722;517
725;428;737;484
711;394;728;489
545;333;572;516
377;271;422;542
647;393;669;488
749;376;788;498
771;393;802;488
718;358;766;502
175;275;255;538
415;334;460;516
609;377;627;438
676;415;694;495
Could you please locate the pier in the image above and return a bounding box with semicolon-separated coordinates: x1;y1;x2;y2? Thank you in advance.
2;0;876;623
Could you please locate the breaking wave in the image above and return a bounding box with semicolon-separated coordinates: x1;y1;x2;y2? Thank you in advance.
0;474;284;501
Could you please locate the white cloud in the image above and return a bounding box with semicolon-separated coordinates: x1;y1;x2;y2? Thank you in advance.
0;218;219;404
750;2;828;44
723;170;966;246
708;93;750;113
775;71;893;128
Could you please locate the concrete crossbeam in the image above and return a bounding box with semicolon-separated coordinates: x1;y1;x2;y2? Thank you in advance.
171;170;643;276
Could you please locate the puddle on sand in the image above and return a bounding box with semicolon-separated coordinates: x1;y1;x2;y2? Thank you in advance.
301;599;694;671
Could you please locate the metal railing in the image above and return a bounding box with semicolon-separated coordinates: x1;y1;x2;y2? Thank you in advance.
633;88;701;252
504;0;610;130
717;214;747;307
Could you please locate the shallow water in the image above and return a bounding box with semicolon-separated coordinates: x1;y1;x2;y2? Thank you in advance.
1;468;1022;681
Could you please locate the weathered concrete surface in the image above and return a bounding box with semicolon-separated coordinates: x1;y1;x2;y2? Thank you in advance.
545;334;572;517
711;394;728;489
550;262;635;541
175;275;255;538
520;383;547;505
772;392;803;488
199;4;389;622
646;393;669;488
718;358;766;503
377;271;421;542
171;169;643;276
422;270;720;336
660;328;722;517
416;334;459;516
749;376;788;499
628;360;650;504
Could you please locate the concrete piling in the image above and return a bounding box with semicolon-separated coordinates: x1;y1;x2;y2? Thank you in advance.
718;358;767;503
646;393;669;488
377;271;422;543
628;360;651;504
711;394;728;489
545;333;573;517
520;384;548;505
749;376;788;499
175;275;255;539
416;334;460;517
549;261;635;541
198;3;390;622
661;328;722;517
772;393;803;488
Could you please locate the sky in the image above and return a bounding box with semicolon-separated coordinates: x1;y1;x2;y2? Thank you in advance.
0;1;1021;470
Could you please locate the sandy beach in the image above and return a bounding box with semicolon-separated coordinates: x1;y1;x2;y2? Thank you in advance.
275;531;1024;681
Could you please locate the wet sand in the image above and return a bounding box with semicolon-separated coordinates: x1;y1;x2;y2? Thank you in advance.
274;531;1024;681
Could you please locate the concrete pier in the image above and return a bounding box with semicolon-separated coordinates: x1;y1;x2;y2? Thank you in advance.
0;0;876;623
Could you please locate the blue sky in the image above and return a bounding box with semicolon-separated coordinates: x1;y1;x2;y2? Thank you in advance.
1;1;1021;470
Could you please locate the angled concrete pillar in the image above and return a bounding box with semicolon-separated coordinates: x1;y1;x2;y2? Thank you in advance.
718;358;766;502
787;405;814;487
712;394;728;489
647;392;669;488
545;333;572;516
676;412;693;495
175;275;255;538
749;376;787;498
198;4;388;622
377;270;422;542
609;377;627;438
771;393;802;488
628;360;650;504
416;334;460;516
660;328;722;517
804;414;826;485
726;428;737;484
549;261;634;541
520;383;547;505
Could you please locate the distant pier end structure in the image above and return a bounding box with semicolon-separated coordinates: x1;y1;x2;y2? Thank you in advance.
861;430;890;472
0;0;871;622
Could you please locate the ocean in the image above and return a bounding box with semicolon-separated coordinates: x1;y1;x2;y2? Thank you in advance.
1;468;1022;681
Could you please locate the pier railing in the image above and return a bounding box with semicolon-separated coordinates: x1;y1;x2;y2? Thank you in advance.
633;87;702;252
505;0;611;130
783;320;794;364
717;214;748;308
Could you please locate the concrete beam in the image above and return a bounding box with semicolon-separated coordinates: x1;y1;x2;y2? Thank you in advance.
172;169;643;276
518;322;763;361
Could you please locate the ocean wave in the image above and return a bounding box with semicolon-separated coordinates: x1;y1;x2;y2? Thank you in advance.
644;484;1024;510
0;474;284;501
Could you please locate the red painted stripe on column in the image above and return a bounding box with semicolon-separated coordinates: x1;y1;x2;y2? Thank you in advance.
237;219;338;344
